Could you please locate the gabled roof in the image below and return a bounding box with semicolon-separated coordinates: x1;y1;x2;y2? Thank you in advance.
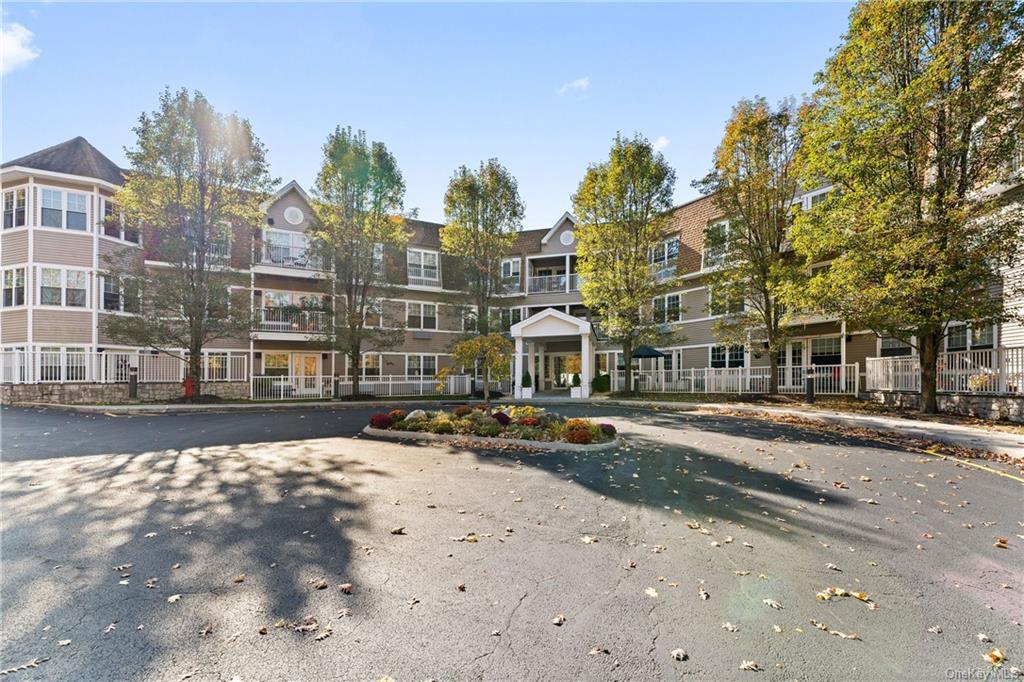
260;179;313;211
510;307;591;337
540;211;576;245
2;136;125;186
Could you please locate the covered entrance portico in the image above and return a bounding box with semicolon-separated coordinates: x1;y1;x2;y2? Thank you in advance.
510;308;594;399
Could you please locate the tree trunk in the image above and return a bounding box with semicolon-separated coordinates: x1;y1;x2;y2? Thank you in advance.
919;332;940;414
477;299;489;335
188;346;203;401
623;341;634;395
350;348;361;399
768;351;779;395
482;366;490;409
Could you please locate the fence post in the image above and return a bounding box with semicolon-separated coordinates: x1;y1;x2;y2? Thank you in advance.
805;365;816;404
997;348;1008;394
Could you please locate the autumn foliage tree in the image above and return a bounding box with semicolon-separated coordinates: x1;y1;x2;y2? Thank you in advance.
694;97;804;394
438;333;513;407
791;0;1024;413
572;133;677;394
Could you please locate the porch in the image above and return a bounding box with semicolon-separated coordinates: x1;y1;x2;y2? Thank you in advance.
511;308;594;399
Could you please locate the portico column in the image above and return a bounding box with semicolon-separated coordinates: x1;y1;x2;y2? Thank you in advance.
581;332;592;398
527;341;536;391
538;344;546;391
514;335;524;398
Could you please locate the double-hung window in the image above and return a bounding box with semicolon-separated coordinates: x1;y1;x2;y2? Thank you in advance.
361;353;381;377
40;268;89;307
372;243;384;275
810;337;842;365
2;268;25;307
407;249;439;285
407;302;437;330
946;324;969;352
102;200;140;243
3;189;26;229
702;221;729;270
711;345;745;368
879;336;913;357
103;277;140;313
407;354;437;377
41;189;88;230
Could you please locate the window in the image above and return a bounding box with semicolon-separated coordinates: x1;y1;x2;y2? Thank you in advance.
497;307;522;332
372;243;384;274
41;190;63;228
2;268;25;307
711;345;745;368
102;200;140;243
407;354;437;377
102;277;139;313
653;296;666;323
971;325;994;350
709;288;744;316
66;193;87;230
946;324;968;352
650;238;679;266
666;294;680;321
879;336;912;358
40;268;63;305
810;190;830;208
501;258;521;279
263;353;289;377
407;249;439;284
3;189;26;229
407;302;437;330
40;268;89;307
361;353;381;377
702;221;729;269
65;270;87;307
811;337;842;365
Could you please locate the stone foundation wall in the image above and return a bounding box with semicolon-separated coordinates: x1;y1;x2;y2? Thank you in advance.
867;391;1024;422
1;382;250;405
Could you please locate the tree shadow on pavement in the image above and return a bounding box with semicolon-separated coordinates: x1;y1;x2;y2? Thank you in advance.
0;438;382;680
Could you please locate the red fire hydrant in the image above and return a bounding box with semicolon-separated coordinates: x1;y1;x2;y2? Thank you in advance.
182;376;196;401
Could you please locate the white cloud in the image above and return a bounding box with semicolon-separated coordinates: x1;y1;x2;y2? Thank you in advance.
558;76;590;96
654;136;670;152
1;22;40;77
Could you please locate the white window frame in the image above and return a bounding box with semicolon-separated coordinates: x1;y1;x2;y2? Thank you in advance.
101;275;140;313
407;248;440;285
3;187;27;230
38;267;91;308
40;187;89;231
406;301;437;330
708;287;744;317
101;198;141;244
406;353;437;377
501;258;521;279
701;221;730;271
710;344;745;369
2;267;26;307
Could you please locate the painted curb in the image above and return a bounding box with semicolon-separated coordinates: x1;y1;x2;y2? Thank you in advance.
362;426;620;453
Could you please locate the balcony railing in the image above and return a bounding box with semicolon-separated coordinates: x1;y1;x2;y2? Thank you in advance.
701;246;727;271
528;274;568;294
258;307;327;334
651;262;676;282
498;275;522;295
254;243;325;271
569;273;581;291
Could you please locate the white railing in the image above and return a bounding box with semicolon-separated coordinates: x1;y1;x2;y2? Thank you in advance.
258;307;327;334
569;273;582;291
251;375;333;401
339;374;471;398
254;243;325;271
474;376;512;395
528;274;567;294
866;347;1024;394
608;364;859;395
651;263;676;282
0;350;247;384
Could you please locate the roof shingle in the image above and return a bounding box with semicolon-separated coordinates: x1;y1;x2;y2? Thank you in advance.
2;136;125;186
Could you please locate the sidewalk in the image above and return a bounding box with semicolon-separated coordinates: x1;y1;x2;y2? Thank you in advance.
600;398;1024;460
8;396;1023;459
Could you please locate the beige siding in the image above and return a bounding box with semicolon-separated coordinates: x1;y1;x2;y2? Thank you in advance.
0;309;28;344
680;347;710;368
1;231;28;265
845;332;877;368
98;238;142;263
266;190;314;234
33;231;94;268
33;309;92;343
675;318;719;346
681;288;710;320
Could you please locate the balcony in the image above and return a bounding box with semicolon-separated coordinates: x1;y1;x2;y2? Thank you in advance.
701;245;727;271
407;264;441;288
258;307;327;334
528;274;568;294
569;273;581;291
498;275;522;295
651;262;676;282
254;243;325;271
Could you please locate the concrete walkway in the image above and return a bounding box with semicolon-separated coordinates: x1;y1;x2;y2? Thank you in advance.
8;395;1024;459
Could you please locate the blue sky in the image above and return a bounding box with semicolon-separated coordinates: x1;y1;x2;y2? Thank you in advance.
2;2;852;228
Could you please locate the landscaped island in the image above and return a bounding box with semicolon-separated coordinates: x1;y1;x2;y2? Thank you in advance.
366;405;617;446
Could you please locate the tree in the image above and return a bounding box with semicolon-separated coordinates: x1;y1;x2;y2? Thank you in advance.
694;97;804;394
438;333;512;407
572;133;677;394
791;1;1024;413
440;160;525;333
309;127;408;399
104;88;276;399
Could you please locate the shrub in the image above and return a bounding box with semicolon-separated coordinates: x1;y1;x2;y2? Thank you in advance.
452;405;472;417
521;372;532;388
517;416;539;427
427;419;454;434
591;374;611;393
472;422;502;437
503;405;545;420
572;373;581;387
564;418;591;432
507;425;544;441
388;409;407;422
369;413;393;429
565;428;593;444
491;411;511;426
599;423;617;436
391;419;410;431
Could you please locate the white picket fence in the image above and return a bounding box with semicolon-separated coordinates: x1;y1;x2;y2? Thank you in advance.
610;364;859;395
866;347;1024;395
0;350;247;384
250;374;474;401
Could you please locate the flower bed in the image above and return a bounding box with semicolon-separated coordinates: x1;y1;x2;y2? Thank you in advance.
365;405;617;446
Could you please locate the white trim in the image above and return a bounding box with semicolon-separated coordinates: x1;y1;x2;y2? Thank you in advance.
260;180;312;212
510;307;590;337
539;211;576;245
1;166;121;192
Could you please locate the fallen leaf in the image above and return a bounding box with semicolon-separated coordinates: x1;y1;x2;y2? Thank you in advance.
984;648;1006;666
994;537;1009;549
763;598;783;610
390;527;406;535
645;587;659;598
233;574;245;584
167;595;181;603
670;648;688;661
722;622;739;632
739;660;763;671
57;640;71;647
589;646;610;656
315;627;333;641
338;583;353;594
309;578;329;590
552;614;566;626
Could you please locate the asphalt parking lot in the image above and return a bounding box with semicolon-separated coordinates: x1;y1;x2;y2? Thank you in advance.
1;404;1021;681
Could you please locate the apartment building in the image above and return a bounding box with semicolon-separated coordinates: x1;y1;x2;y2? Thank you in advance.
1;136;1021;401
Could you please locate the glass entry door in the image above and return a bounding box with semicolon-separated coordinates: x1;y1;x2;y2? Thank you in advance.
294;353;321;395
780;341;804;388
